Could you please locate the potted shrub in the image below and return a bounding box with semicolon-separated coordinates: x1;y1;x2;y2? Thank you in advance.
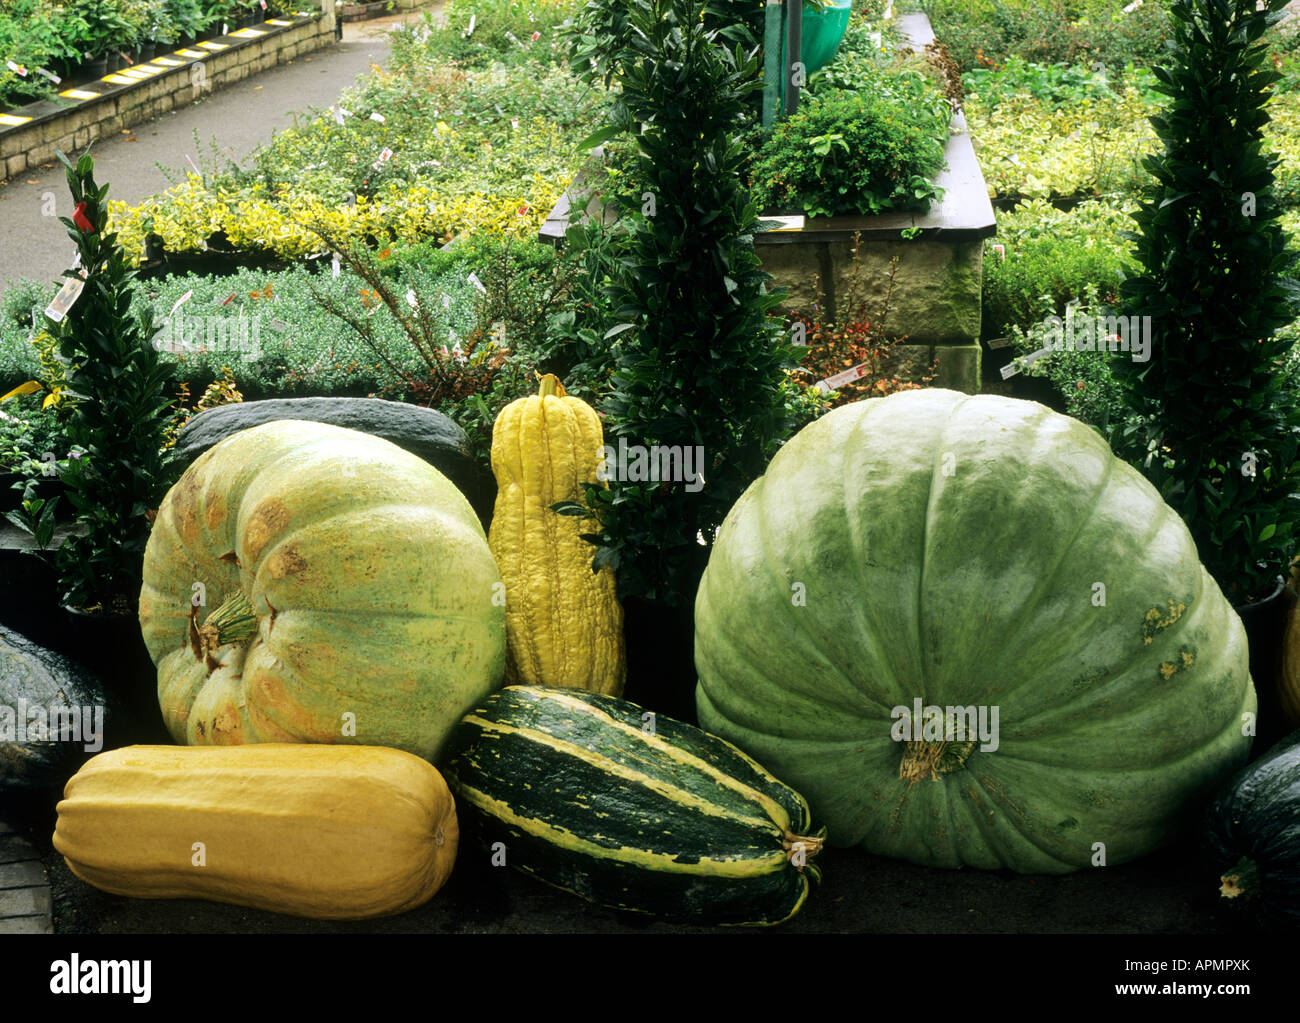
1112;0;1300;750
165;0;205;46
37;150;174;737
69;0;134;73
564;0;798;723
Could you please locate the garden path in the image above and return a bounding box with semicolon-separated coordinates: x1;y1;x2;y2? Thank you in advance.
0;11;448;300
0;818;51;934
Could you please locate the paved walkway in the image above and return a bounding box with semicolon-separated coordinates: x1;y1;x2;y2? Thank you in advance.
0;13;442;300
0;818;52;934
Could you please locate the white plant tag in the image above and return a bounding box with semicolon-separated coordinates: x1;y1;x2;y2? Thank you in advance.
813;362;870;393
45;272;87;323
167;290;194;319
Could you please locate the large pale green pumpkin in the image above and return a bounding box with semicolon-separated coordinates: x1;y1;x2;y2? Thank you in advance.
140;420;506;762
695;389;1256;873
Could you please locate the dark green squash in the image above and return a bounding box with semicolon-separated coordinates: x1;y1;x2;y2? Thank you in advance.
1204;729;1300;932
443;685;825;926
165;397;495;528
1;625;115;795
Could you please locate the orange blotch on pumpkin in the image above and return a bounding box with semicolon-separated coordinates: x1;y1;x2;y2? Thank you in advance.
243;497;292;562
266;545;308;579
204;492;228;532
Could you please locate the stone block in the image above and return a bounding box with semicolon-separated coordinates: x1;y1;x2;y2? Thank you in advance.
0;129;27;160
0;916;53;934
933;343;982;394
0;886;51;918
824;237;983;344
0;859;46;889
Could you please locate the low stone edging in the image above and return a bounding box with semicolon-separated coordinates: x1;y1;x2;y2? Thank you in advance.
0;6;338;185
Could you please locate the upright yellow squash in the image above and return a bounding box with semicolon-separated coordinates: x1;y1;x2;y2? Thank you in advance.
489;374;625;695
53;744;458;920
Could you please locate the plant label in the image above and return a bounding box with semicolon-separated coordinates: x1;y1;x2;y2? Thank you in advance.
45;270;88;323
814;362;870;393
169;290;194;318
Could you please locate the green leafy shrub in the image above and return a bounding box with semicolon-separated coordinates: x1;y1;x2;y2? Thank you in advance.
983;198;1137;339
401;0;574;71
106;54;602;260
962;55;1162;109
575;0;795;609
920;0;1174;75
44;151;174;612
967;85;1157;202
1113;0;1300;603
749;84;950;218
1003;281;1138;432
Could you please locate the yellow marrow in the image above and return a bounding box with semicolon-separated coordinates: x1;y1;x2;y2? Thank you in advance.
53;743;458;920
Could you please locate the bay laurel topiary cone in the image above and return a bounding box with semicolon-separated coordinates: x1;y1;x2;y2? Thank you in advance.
488;374;626;696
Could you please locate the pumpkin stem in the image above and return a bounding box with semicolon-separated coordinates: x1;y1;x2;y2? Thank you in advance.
536;372;566;398
898;738;976;783
1219;856;1260;901
197;589;259;668
783;828;826;871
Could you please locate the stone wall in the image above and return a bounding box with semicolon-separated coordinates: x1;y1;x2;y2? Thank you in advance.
0;7;337;184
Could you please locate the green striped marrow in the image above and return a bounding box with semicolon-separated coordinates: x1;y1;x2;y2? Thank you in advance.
443;685;825;926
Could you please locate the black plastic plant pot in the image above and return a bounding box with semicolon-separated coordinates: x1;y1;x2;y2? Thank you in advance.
0;548;61;651
1235;575;1289;758
621;596;698;726
59;604;169;747
83;56;108;79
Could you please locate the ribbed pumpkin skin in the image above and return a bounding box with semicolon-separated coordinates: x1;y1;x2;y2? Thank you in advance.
444;685;823;926
139;420;506;761
696;389;1255;873
53;744;458;920
488;386;625;695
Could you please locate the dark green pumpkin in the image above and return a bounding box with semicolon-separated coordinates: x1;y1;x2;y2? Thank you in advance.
1204;729;1300;932
165;397;495;528
443;685;825;926
1;625;115;795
